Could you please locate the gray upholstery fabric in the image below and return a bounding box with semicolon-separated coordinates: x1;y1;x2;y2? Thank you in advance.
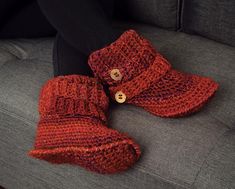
182;0;235;47
0;23;235;189
0;38;53;123
114;21;235;128
114;0;180;30
193;130;235;189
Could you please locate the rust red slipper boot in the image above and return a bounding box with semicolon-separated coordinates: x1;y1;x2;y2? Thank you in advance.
28;75;141;174
88;30;219;117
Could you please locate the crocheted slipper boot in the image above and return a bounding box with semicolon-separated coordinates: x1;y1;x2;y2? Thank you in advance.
28;75;141;174
88;30;219;117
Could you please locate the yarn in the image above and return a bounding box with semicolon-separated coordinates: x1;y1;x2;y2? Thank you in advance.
88;30;219;117
28;75;141;174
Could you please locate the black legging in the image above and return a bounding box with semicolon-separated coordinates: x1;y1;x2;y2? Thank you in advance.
38;0;120;76
0;0;120;76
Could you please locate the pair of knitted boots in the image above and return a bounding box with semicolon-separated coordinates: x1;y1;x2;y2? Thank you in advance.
29;30;218;174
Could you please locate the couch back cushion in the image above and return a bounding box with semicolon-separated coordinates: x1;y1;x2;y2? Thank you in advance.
114;0;180;30
182;0;235;47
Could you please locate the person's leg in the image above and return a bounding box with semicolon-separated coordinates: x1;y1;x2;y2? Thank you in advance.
38;0;118;76
0;0;56;38
28;1;141;172
53;34;93;76
37;0;120;55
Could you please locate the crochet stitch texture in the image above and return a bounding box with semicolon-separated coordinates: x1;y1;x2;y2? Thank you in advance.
88;30;219;117
28;75;141;174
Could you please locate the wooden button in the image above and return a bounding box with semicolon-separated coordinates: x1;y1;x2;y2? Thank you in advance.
110;69;122;81
115;91;126;103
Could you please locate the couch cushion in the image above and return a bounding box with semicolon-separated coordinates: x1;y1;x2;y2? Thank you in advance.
0;38;53;123
0;24;235;189
182;0;235;47
114;0;180;30
114;21;235;129
193;130;235;189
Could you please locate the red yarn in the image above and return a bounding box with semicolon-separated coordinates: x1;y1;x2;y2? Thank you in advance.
88;30;219;117
28;75;141;174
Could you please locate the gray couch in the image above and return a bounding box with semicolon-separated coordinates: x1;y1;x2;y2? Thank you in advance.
0;0;235;189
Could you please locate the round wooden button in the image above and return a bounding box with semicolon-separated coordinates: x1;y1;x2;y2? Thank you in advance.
115;91;126;103
110;69;122;81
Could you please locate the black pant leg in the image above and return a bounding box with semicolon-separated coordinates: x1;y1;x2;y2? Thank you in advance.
0;0;119;77
37;0;119;55
39;0;119;76
53;34;93;77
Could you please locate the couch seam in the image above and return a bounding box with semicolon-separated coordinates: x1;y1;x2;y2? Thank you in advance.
132;165;190;189
211;115;234;130
0;106;36;126
0;46;20;60
176;0;181;31
190;130;229;187
0;41;28;59
178;0;184;32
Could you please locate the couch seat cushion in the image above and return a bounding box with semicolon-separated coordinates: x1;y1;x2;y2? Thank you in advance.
182;0;235;47
114;0;180;30
0;23;234;189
